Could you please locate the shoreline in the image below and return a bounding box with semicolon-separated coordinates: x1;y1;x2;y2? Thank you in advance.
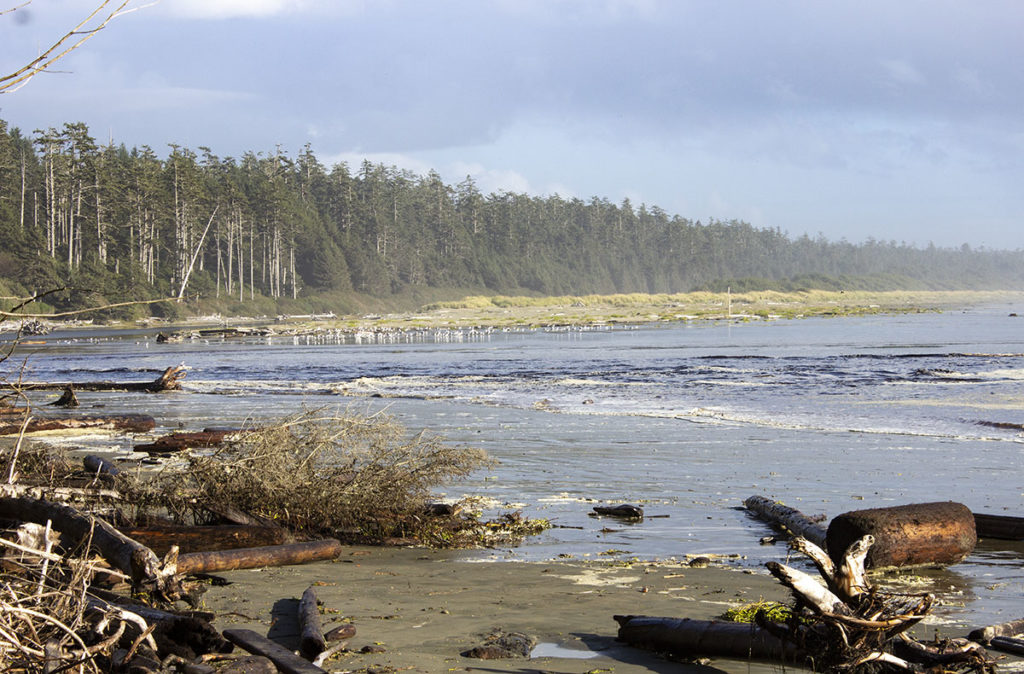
203;545;791;673
7;289;1022;336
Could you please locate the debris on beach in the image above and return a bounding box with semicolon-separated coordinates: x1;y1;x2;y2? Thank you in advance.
743;495;979;569
616;534;998;673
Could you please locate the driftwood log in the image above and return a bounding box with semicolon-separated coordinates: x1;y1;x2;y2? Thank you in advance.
743;495;828;548
135;428;246;454
298;586;327;661
0;413;156;436
973;513;1024;540
0;496;177;595
615;615;800;662
6;365;186;393
223;629;327;674
175;539;342;575
968;616;1024;643
827;501;976;568
119;524;291;556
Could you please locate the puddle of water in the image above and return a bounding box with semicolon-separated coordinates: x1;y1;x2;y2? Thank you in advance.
531;642;601;659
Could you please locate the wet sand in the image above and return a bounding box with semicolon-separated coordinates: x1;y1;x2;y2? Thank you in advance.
204;546;791;673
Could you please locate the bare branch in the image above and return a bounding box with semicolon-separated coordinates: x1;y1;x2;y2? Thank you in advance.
0;1;152;94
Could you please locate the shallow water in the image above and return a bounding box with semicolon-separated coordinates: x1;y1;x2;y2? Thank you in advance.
6;304;1024;630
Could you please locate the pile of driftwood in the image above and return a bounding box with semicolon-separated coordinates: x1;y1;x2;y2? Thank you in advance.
616;495;1024;673
0;466;349;673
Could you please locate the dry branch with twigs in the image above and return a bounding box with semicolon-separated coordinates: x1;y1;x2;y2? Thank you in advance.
1;1;147;94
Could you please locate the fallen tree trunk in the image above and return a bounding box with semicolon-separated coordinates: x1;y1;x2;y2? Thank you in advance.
973;513;1024;540
827;501;976;568
176;539;342;575
223;629;327;674
118;524;291;556
614;615;801;662
5;365;186;393
743;495;828;548
134;429;244;454
0;413;156;436
298;586;327;661
0;496;176;594
968;617;1024;643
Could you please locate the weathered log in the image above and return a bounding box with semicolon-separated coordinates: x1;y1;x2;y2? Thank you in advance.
223;629;327;674
973;513;1024;540
118;524;291;556
203;502;288;532
0;413;156;436
614;615;801;662
134;429;242;454
5;365;186;393
968;617;1024;643
826;502;976;569
989;636;1024;656
765;561;851;616
298;586;327;661
176;539;342;575
743;495;828;548
0;496;176;594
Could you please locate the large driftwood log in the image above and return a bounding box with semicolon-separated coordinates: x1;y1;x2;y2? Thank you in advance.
6;365;186;393
134;429;246;454
176;539;342;575
118;524;291;556
614;615;801;662
0;496;176;594
298;586;327;661
223;629;327;674
973;513;1024;540
743;495;828;548
827;501;976;568
0;413;156;436
968;617;1024;643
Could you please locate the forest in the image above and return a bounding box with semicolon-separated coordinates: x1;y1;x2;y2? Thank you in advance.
2;119;1023;318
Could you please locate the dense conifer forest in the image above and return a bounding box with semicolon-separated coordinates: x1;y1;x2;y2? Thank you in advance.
2;119;1022;318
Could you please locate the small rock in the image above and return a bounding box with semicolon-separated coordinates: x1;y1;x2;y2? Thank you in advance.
360;644;387;654
759;535;777;545
688;556;711;568
592;504;644;520
325;623;356;641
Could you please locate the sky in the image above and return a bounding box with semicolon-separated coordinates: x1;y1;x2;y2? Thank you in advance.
2;0;1022;249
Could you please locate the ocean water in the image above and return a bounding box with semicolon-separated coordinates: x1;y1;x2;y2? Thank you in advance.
6;304;1024;630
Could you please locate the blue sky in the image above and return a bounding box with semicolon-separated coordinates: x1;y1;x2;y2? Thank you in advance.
3;0;1022;249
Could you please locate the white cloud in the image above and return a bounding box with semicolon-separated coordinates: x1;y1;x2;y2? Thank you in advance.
449;162;532;195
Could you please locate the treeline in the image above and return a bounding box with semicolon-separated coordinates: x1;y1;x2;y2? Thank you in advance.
1;119;1022;317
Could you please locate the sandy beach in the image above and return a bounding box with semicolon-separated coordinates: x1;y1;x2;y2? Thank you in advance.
203;546;794;673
